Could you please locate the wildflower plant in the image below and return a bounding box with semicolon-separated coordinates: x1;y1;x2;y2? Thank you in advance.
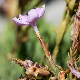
13;4;56;75
12;1;80;80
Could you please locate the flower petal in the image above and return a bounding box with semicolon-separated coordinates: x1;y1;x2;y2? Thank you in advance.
70;67;80;78
13;15;29;26
13;4;45;27
36;4;45;18
19;14;29;23
13;17;25;26
39;4;45;18
28;9;39;23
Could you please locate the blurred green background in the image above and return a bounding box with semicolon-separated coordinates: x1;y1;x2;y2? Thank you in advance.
0;0;72;80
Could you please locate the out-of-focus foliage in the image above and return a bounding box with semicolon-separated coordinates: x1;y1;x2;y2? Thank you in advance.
0;25;24;80
57;26;72;69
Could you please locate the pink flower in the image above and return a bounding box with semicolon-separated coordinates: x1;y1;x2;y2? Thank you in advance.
70;67;80;78
13;4;45;26
67;59;80;78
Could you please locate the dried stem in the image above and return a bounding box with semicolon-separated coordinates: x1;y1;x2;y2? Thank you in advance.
12;57;50;78
25;66;50;77
71;3;80;58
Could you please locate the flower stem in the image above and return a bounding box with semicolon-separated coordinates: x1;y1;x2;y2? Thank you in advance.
35;30;56;73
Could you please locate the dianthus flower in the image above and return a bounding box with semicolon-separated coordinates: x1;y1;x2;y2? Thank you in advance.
13;4;45;34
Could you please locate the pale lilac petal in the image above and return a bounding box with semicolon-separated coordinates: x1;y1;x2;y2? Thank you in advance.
13;17;25;26
28;9;39;23
19;14;29;23
13;4;45;28
36;4;45;18
13;15;29;26
70;67;80;78
67;59;80;78
39;4;45;18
